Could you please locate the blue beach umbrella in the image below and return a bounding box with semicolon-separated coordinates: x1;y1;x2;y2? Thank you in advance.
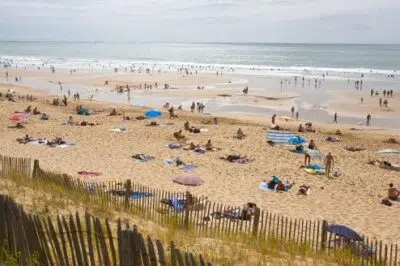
145;109;162;119
326;224;363;241
288;136;306;145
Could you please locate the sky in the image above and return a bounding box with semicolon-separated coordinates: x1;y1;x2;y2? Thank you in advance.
0;0;399;43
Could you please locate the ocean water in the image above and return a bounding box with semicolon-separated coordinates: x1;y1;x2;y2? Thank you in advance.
0;42;399;77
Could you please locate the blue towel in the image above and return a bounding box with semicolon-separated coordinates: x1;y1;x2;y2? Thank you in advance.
130;192;153;200
181;165;196;171
171;198;185;210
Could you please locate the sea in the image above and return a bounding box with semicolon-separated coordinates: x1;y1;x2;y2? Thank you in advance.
1;41;400;129
0;42;399;78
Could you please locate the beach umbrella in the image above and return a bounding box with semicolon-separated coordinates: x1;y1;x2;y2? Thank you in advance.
9;113;25;122
304;149;323;159
326;224;363;242
171;174;204;186
376;149;400;157
145;109;162;119
288;136;306;145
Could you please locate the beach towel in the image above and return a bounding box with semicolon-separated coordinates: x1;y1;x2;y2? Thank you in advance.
77;108;91;116
171;198;185;211
111;127;128;133
130;192;153;200
258;181;275;192
304;165;326;175
267;130;296;145
167;143;183;149
132;154;154;163
56;143;75;148
180;164;196;171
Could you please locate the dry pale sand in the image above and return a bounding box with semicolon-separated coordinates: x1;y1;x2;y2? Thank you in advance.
0;81;399;246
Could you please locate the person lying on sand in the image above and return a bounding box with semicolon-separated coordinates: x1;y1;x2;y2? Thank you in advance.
388;183;399;201
17;135;35;144
32;107;40;115
40;113;49;120
8;122;25;129
173;130;187;141
326;136;340;142
344;145;365;152
298;185;311;196
220;155;254;164
236;128;246;139
47;137;66;146
145;121;159;127
184;142;198;151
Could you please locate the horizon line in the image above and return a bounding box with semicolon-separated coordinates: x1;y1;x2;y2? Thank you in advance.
0;40;399;45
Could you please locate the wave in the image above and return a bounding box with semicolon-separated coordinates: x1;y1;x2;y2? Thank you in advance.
1;54;398;77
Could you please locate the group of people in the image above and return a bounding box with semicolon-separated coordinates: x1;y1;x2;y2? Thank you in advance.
370;89;394;98
190;102;205;113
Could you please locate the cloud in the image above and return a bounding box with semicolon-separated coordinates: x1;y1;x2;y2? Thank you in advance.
0;0;399;42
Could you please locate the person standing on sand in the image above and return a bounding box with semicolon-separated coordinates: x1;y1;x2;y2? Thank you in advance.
324;152;334;177
379;98;382;107
5;71;8;80
280;80;283;91
333;113;337;123
190;102;195;112
383;99;388;107
302;76;304;88
361;97;363;104
272;114;276;124
291;106;295;118
296;111;299;120
366;114;371;126
371;89;374;97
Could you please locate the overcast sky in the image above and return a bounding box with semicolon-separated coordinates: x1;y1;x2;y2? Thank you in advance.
0;0;399;43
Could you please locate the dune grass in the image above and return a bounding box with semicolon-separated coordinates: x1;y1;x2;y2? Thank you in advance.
0;171;366;265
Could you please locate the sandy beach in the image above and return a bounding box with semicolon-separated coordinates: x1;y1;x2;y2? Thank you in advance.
0;68;399;247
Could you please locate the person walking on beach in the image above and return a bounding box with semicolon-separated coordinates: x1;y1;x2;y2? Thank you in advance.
383;99;388;107
361;97;363;104
280;80;283;91
296;111;299;120
314;79;317;89
379;98;382;107
324;152;334;177
333;113;337;124
190;102;195;112
371;89;374;97
291;106;295;118
366;114;371;126
383;90;386;97
5;71;8;81
302;76;304;88
272;114;276;124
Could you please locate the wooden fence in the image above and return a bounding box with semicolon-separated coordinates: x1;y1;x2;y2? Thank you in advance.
0;155;399;265
0;194;213;266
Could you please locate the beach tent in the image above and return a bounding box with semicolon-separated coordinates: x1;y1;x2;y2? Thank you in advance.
267;130;296;145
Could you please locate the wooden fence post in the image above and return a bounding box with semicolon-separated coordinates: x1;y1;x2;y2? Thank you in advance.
32;160;40;179
124;180;132;211
320;220;328;250
252;208;261;238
